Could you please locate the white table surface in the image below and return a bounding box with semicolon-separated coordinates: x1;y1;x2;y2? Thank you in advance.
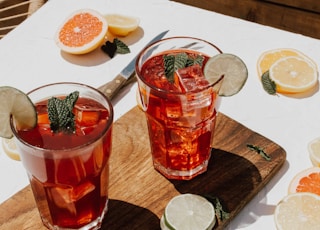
0;0;319;229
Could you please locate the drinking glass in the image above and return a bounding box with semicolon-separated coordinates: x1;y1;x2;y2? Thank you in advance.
135;37;222;180
11;82;113;229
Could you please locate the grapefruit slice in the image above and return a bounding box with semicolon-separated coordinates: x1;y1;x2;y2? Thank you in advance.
55;9;108;54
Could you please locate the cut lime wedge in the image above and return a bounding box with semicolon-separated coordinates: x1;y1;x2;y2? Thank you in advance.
204;53;248;96
0;86;37;138
162;194;216;230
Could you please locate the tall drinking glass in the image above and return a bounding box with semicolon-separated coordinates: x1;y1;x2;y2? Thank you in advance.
11;82;113;229
136;37;222;180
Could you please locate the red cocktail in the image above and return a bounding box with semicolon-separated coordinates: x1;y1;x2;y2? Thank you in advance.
11;83;113;229
136;37;222;180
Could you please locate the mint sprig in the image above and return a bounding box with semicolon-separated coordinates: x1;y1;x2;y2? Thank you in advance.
101;38;130;58
163;52;204;83
247;144;271;161
48;91;79;133
261;71;277;95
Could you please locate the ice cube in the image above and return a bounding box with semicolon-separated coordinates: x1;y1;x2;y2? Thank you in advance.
176;64;209;92
49;181;95;208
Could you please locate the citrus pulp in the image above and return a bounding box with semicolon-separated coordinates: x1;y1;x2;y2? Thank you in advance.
55;9;108;54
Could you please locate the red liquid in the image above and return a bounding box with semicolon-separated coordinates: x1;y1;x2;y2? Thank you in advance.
138;50;218;180
16;97;112;229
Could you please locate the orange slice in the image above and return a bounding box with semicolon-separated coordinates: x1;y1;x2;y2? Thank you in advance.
269;56;318;93
274;192;320;230
105;14;140;36
55;9;108;54
288;167;320;195
257;48;317;77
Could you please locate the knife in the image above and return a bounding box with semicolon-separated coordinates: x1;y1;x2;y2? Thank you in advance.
98;30;169;100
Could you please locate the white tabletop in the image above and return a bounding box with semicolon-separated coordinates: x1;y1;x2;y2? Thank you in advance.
0;0;319;229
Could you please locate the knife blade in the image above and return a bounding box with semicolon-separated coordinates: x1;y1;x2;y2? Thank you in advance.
98;30;169;100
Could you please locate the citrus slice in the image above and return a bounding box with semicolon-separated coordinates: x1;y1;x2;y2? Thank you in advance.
2;137;20;161
269;56;318;93
105;14;140;36
204;53;248;96
0;86;37;138
162;194;216;230
257;48;317;77
288;167;320;195
308;137;320;167
274;192;320;230
55;9;108;54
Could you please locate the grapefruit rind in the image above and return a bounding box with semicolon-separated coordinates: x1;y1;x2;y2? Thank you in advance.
55;9;108;54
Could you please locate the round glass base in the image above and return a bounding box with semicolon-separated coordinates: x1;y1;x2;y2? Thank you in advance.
153;159;209;180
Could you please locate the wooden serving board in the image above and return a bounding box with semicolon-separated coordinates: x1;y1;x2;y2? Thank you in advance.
0;106;286;230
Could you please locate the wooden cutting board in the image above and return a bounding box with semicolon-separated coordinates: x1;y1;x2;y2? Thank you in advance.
0;106;286;230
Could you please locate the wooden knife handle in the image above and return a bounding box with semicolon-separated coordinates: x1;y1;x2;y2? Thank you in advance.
98;74;127;100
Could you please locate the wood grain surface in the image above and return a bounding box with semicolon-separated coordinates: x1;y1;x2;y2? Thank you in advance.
0;106;286;230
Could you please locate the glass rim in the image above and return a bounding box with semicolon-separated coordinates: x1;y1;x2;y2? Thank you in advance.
10;82;114;153
135;36;223;95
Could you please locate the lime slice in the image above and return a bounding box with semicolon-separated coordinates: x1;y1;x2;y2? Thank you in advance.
204;53;248;96
162;194;216;230
0;86;37;138
2;137;20;161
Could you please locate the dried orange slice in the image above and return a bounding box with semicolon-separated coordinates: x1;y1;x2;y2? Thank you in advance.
105;14;140;36
269;56;318;93
55;9;108;54
288;167;320;195
274;192;320;230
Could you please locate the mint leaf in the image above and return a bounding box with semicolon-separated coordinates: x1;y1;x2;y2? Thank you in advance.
114;38;130;54
164;53;188;83
261;71;277;95
163;53;204;83
101;41;117;58
247;144;271;161
48;91;79;133
204;195;230;221
186;54;204;67
101;38;130;58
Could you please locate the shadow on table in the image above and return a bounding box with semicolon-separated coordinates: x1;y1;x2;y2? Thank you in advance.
170;148;263;228
101;199;160;230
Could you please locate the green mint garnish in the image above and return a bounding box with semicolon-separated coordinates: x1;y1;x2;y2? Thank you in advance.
204;195;230;221
101;38;130;58
48;91;79;133
114;38;130;54
163;52;204;83
261;71;277;95
247;144;271;161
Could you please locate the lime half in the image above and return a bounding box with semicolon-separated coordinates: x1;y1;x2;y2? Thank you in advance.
0;86;37;138
161;194;216;230
204;53;248;96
